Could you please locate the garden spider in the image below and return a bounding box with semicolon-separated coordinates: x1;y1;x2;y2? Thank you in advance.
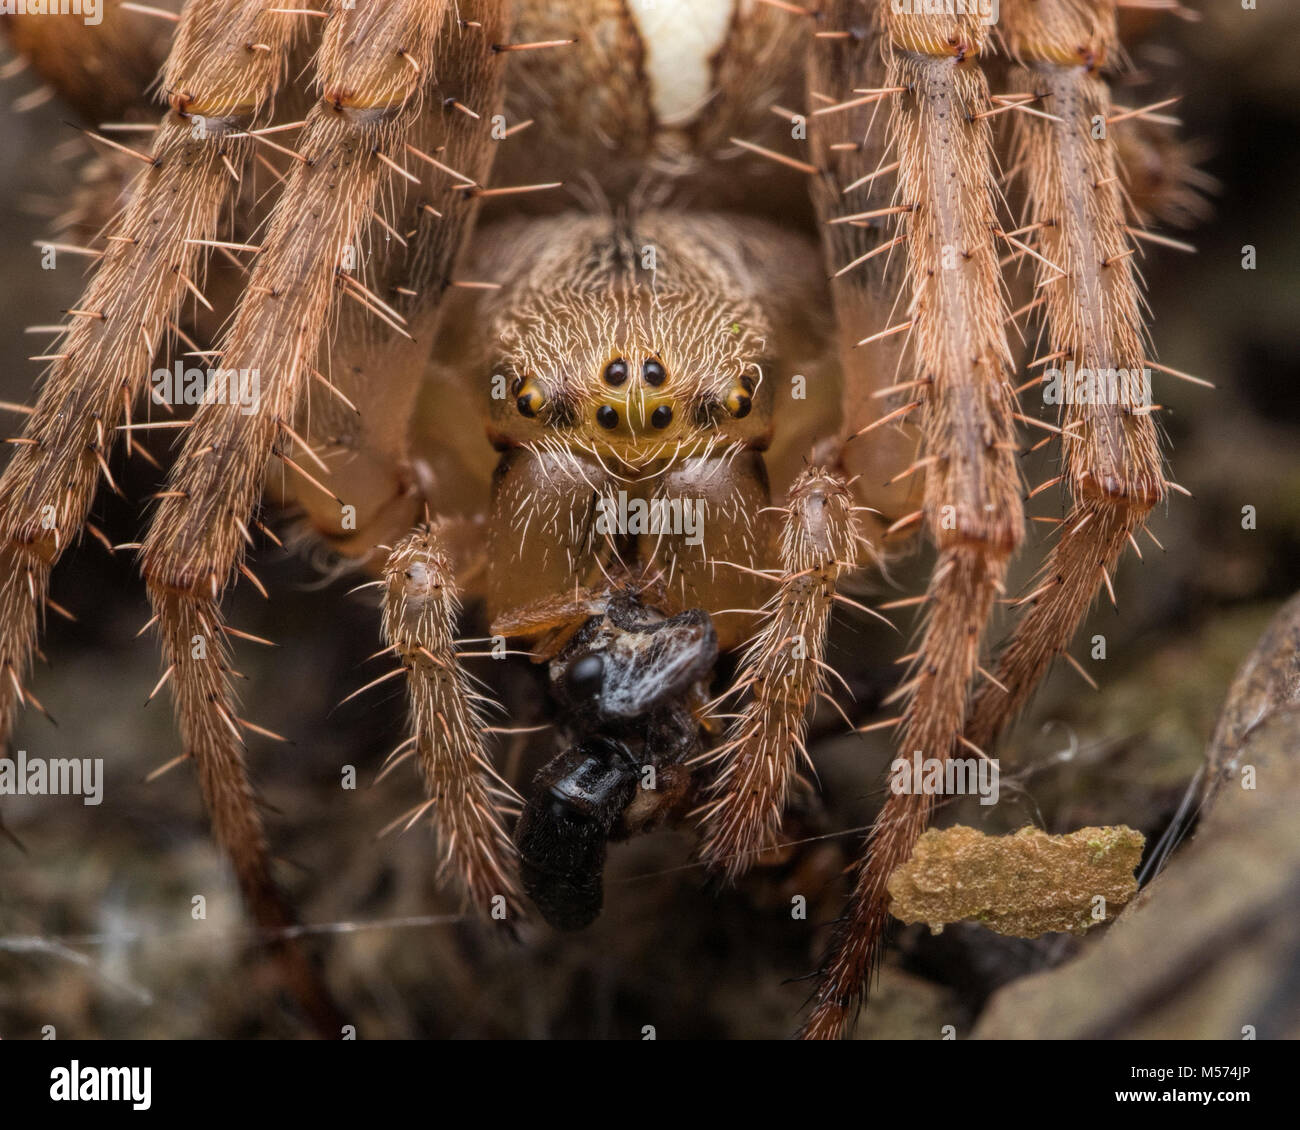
0;0;1199;1038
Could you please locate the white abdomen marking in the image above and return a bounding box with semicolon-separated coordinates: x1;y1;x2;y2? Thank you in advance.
628;0;735;127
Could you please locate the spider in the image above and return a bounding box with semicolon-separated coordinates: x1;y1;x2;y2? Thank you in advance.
0;0;1202;1038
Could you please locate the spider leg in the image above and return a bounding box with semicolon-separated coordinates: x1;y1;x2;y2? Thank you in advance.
134;0;510;1006
683;14;903;888
806;4;918;540
290;8;527;561
964;0;1165;751
0;0;334;1029
381;525;523;923
0;1;300;748
801;4;1023;1039
695;467;862;879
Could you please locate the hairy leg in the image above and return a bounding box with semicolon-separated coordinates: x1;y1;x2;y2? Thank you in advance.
0;0;300;748
806;3;920;538
802;3;1024;1040
695;467;864;878
0;0;342;1027
380;526;523;923
130;0;510;1020
964;0;1165;751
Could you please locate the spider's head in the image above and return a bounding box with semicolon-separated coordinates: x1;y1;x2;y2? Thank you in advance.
481;214;776;467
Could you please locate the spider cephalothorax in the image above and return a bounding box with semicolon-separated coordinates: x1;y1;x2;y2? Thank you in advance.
0;0;1205;1038
484;214;778;453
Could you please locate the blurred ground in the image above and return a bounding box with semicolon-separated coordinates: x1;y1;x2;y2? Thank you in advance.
0;2;1297;1039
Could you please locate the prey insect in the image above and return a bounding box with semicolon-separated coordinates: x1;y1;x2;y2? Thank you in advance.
0;0;1205;1037
515;590;713;930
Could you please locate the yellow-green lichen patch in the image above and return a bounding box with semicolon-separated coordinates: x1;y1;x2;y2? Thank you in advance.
887;825;1145;938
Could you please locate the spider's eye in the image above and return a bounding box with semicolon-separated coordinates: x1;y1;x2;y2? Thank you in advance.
651;405;673;429
595;405;619;430
515;377;545;418
643;358;667;386
604;358;629;386
724;384;752;418
565;653;605;700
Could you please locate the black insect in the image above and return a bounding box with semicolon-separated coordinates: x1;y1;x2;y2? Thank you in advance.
513;593;718;930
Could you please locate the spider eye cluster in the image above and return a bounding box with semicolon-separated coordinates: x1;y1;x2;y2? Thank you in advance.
507;357;758;436
589;356;675;432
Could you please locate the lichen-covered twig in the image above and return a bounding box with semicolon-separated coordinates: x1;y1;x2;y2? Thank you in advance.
887;824;1144;937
